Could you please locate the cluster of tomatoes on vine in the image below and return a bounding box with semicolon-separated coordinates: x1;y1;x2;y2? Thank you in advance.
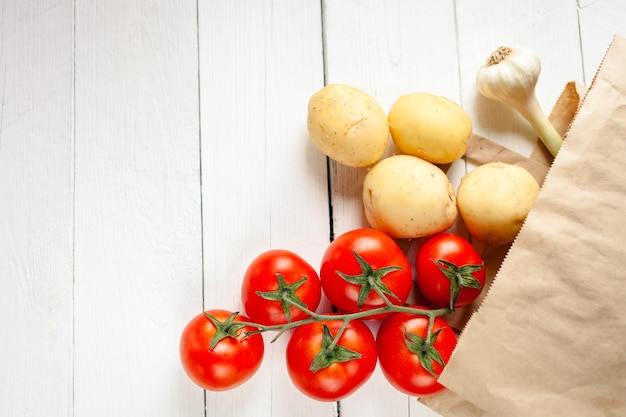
179;228;486;401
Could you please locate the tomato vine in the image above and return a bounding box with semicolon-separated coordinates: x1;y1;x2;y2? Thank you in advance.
181;230;485;399
205;252;451;366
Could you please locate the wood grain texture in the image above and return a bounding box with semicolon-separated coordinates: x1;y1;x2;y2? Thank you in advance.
324;0;464;238
0;1;74;415
578;0;626;82
73;1;203;416
1;1;626;417
198;1;334;416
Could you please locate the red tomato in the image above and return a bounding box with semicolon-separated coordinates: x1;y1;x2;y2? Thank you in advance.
320;228;412;317
415;233;486;309
241;249;322;325
179;309;264;391
286;318;377;401
376;309;457;397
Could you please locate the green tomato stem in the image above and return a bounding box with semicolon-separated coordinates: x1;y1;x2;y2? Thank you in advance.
229;285;452;375
424;314;436;350
370;276;396;308
325;319;350;355
240;301;450;341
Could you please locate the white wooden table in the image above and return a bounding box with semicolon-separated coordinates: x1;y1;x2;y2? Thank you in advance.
1;1;624;416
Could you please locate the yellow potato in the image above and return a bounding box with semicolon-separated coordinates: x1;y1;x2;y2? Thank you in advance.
362;154;457;239
388;93;472;164
457;162;540;245
307;84;389;167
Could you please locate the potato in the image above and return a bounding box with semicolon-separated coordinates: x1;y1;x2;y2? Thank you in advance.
388;93;472;164
362;154;457;239
456;162;540;245
307;84;389;167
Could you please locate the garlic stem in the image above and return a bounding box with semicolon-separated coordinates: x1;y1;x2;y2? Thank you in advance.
476;46;563;157
512;92;563;157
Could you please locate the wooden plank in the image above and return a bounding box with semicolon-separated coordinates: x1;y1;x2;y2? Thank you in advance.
0;1;74;415
198;1;334;416
578;0;626;82
455;0;583;157
322;1;461;416
73;1;203;416
324;0;466;238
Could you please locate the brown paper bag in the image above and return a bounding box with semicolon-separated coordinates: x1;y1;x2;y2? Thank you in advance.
422;35;626;417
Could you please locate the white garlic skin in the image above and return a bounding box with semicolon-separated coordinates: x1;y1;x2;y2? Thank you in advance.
475;46;541;113
475;46;563;157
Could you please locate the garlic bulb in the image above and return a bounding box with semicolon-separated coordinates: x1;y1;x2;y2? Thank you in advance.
476;46;563;157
